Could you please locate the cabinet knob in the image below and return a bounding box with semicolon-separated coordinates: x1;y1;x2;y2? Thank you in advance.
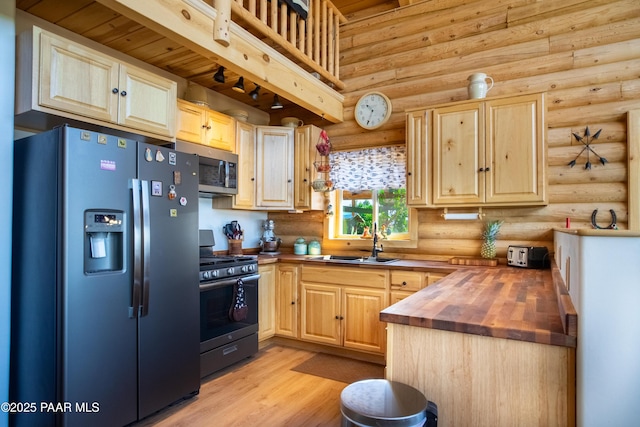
335;315;339;320
202;125;207;129
112;88;119;94
251;177;255;181
288;179;292;183
478;168;484;172
485;167;490;172
407;171;412;176
291;301;295;305
303;178;308;182
402;281;407;287
120;90;127;97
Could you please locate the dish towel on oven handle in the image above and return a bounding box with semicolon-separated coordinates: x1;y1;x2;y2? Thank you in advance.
229;278;249;321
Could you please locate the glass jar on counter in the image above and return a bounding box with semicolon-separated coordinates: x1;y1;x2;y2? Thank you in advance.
307;239;321;255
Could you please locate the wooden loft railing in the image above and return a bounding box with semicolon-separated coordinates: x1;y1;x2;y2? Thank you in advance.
229;0;346;90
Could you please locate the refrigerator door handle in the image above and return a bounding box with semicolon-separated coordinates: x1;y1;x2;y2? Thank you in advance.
130;178;142;319
140;179;151;317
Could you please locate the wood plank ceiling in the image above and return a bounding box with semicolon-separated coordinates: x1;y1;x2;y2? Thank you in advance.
16;0;398;123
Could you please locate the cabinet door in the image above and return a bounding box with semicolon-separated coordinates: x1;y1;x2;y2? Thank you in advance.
176;100;206;143
294;125;325;210
258;265;276;341
300;283;341;346
433;103;484;205
118;64;176;137
485;94;546;204
256;126;294;208
275;265;299;338
205;111;236;151
39;31;119;123
234;121;257;209
406;110;432;206
342;287;387;354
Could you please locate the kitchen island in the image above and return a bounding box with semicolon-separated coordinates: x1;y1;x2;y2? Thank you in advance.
258;254;577;426
380;262;576;427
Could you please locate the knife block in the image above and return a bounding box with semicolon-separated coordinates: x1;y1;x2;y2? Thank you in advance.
228;239;243;256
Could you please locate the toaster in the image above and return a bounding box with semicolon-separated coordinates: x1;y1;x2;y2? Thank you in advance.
507;246;550;269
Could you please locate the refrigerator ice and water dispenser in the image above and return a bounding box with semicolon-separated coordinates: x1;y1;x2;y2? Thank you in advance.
84;210;125;273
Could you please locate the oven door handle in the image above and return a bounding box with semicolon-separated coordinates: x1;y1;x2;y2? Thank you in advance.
199;274;260;291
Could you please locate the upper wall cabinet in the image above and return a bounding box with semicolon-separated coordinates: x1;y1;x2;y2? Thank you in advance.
176;99;236;151
16;26;177;139
407;93;547;208
294;125;326;211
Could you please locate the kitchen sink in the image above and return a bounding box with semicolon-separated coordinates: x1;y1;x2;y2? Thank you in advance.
312;255;398;263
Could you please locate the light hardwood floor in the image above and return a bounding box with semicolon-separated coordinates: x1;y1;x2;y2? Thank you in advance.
133;345;352;426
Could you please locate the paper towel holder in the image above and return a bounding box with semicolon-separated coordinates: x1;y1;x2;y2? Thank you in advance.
441;207;484;220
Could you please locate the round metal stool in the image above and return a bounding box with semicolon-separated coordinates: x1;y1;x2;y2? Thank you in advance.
340;379;438;427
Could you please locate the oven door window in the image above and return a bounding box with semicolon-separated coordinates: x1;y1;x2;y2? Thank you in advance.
200;278;258;343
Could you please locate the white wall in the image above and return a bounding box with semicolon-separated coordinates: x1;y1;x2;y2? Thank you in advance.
198;198;267;251
1;2;15;425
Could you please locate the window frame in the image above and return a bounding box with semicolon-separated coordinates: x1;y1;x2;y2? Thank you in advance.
323;189;418;251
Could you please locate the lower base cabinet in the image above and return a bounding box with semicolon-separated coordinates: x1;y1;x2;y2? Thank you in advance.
300;265;388;354
275;264;299;338
258;264;276;341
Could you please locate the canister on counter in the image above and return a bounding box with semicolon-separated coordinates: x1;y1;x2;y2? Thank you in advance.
307;239;321;255
294;237;307;255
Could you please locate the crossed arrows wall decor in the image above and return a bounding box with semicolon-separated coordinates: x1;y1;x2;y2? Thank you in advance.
568;126;608;170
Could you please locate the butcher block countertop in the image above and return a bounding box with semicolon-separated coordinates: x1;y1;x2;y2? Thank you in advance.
257;254;577;348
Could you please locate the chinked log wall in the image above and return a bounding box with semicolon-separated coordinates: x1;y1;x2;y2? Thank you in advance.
271;0;640;259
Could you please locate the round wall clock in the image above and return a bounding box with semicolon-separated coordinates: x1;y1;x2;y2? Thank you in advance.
354;91;392;130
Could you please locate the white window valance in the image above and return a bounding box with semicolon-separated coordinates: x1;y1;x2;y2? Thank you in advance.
328;146;406;192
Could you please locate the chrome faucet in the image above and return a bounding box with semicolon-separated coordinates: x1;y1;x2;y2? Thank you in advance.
371;222;384;259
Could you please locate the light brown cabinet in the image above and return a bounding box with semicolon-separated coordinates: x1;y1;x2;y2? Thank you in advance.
175;99;235;151
275;264;299;338
256;126;294;209
258;264;276;341
16;26;177;138
406;110;432;206
294;125;326;211
407;93;546;207
232;121;257;209
300;265;388;354
389;270;448;304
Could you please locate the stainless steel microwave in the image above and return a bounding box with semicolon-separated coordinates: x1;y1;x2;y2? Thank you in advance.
171;141;238;197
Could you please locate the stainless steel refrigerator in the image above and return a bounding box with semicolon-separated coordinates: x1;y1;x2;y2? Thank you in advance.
10;125;200;427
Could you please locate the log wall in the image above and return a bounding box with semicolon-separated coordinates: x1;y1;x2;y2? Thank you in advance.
271;0;640;259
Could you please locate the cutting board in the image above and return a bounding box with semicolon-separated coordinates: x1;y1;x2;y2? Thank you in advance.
449;257;498;266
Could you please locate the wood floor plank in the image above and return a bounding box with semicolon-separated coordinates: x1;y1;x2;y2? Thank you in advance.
133;345;353;426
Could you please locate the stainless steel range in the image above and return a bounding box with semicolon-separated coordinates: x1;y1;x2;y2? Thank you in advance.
199;230;259;378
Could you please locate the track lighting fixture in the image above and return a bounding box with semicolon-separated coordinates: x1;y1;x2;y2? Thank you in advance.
213;66;225;83
271;94;283;109
249;85;261;100
232;77;245;93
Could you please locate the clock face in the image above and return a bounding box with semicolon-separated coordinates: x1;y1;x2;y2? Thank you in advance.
355;92;392;130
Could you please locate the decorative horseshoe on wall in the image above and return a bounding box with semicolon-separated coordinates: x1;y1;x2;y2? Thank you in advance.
591;209;617;230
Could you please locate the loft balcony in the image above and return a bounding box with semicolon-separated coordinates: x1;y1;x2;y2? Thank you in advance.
16;0;347;122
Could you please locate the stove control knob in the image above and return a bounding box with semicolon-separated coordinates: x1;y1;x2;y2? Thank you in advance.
211;270;219;278
241;265;249;273
203;271;211;280
227;267;235;275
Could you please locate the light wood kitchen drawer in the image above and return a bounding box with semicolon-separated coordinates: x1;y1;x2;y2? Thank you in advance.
300;265;387;289
390;271;425;291
427;272;448;285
